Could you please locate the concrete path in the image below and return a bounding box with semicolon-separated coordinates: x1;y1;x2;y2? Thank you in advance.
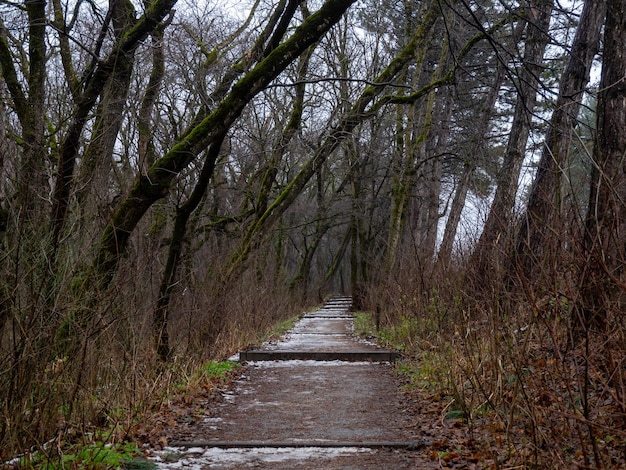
239;297;398;361
150;297;436;468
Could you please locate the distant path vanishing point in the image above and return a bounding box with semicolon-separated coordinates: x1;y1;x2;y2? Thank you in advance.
149;296;439;469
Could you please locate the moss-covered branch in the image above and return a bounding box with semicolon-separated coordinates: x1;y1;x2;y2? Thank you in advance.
50;0;177;254
223;1;441;280
92;0;359;282
0;18;27;125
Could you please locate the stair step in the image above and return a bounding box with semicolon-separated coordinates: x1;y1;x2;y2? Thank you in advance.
239;350;399;362
169;440;421;449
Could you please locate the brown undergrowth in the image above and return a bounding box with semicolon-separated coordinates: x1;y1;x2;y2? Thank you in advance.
365;273;626;469
0;272;305;466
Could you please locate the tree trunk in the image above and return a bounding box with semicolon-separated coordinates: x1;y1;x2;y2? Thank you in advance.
438;162;472;268
348;137;369;310
514;0;606;287
289;167;331;303
20;0;47;222
324;226;351;292
75;0;137;235
420;92;452;264
138;16;166;171
153;133;226;361
384;20;443;272
472;0;554;285
578;0;626;332
437;60;507;269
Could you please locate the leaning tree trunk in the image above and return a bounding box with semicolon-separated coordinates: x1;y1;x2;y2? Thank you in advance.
90;0;359;289
471;0;554;286
153;133;225;361
577;0;625;333
74;0;137;238
438;10;525;269
514;0;606;288
437;60;506;269
152;3;314;361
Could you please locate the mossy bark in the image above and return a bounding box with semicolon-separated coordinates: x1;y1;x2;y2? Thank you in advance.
385;59;439;272
153;133;226;362
92;0;359;287
225;1;441;282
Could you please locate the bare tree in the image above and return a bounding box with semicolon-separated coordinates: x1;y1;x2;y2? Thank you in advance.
577;0;626;332
471;0;554;285
514;0;606;288
90;0;359;288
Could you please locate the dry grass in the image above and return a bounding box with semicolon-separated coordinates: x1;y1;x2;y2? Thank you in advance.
369;255;626;469
0;252;306;463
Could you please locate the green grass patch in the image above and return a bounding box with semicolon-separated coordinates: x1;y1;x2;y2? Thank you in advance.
19;440;154;470
259;314;301;342
376;315;423;351
353;311;376;337
200;360;240;380
173;359;240;393
353;310;433;351
395;350;449;391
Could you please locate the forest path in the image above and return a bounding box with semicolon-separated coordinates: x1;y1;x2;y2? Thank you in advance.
147;297;439;469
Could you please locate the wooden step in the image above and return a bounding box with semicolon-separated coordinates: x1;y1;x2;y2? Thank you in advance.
169;440;423;450
239;350;399;362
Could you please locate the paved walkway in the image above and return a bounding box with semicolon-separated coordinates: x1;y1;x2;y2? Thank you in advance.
239;297;398;361
149;297;436;468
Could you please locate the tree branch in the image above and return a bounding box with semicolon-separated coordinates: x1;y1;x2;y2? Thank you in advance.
92;0;359;283
266;77;413;89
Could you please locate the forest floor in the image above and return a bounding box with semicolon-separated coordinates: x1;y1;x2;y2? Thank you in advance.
136;298;496;469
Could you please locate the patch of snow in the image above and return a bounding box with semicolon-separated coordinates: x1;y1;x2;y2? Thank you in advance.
249;360;383;368
259;332;361;351
203;417;223;423
152;446;373;468
356;336;381;347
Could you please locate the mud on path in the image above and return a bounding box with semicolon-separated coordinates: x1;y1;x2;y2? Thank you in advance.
146;298;442;468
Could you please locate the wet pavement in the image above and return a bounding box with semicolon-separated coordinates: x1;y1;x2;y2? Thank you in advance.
149;297;437;468
239;298;398;361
